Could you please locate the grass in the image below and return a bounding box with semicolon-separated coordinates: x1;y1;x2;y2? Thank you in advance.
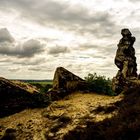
28;81;53;94
28;81;53;85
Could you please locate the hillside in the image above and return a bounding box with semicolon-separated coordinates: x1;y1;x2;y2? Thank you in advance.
1;75;140;139
64;88;140;140
1;87;140;140
0;92;123;140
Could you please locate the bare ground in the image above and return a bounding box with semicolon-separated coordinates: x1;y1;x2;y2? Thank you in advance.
0;92;123;140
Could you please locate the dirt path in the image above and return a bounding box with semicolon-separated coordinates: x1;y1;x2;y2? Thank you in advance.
0;92;123;140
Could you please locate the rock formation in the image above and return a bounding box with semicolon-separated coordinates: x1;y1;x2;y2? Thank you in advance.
0;77;49;117
112;29;138;94
52;67;87;92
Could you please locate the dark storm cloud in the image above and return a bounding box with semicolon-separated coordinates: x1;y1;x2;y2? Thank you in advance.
0;28;14;43
48;46;70;54
0;0;117;37
0;39;44;58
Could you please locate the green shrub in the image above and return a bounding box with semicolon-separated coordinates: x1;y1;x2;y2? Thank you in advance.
85;73;115;95
30;83;52;94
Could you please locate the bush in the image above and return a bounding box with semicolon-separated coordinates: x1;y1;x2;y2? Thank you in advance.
85;73;115;95
30;83;52;94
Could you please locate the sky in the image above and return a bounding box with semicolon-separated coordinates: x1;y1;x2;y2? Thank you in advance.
0;0;140;79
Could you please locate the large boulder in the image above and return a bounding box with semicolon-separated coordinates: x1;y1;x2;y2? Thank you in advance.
52;67;87;92
0;77;49;117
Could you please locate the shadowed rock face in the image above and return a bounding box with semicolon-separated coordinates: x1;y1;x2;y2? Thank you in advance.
52;67;87;92
0;77;49;117
115;28;137;78
112;29;138;94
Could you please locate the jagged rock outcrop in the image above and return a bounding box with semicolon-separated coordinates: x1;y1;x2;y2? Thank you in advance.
0;77;49;117
112;29;138;94
12;80;39;94
52;67;87;92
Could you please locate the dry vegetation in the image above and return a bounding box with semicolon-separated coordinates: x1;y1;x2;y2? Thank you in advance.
0;92;123;140
12;80;39;93
1;75;140;140
64;88;140;140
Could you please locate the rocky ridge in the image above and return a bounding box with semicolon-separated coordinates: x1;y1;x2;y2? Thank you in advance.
0;77;49;118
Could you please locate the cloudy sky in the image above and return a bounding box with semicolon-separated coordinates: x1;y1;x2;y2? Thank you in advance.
0;0;140;79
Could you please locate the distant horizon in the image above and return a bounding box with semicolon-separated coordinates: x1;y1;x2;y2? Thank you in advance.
10;79;53;81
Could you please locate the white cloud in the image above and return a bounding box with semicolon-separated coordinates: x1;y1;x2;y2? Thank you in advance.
0;0;140;79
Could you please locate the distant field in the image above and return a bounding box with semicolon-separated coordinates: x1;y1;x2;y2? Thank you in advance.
11;79;53;93
25;80;53;93
28;81;53;85
11;80;53;85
